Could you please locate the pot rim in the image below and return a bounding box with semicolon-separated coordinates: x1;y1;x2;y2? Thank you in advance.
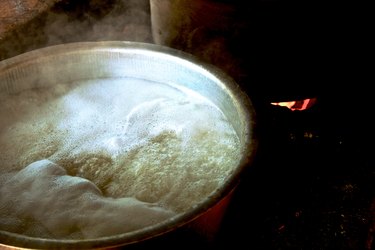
0;41;258;249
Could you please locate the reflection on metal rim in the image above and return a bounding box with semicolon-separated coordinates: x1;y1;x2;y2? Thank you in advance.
0;41;257;249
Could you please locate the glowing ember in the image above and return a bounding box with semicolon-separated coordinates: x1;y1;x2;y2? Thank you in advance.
271;98;317;111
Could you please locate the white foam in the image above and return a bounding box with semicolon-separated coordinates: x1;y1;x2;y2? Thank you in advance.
0;160;175;239
0;77;240;239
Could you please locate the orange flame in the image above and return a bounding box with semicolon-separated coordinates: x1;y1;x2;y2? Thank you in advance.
271;98;317;111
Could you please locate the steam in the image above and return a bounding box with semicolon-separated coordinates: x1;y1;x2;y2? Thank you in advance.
0;0;152;60
45;0;152;44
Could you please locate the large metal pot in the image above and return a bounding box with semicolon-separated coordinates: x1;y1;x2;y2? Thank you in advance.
0;41;257;249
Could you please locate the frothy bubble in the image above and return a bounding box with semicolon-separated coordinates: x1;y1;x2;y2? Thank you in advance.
0;77;240;239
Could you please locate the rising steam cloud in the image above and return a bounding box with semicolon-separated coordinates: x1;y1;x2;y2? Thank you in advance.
0;0;152;60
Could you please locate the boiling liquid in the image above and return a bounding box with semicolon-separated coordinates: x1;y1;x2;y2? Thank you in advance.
0;78;240;239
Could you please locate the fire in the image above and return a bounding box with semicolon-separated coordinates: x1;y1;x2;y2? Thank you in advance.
271;98;317;111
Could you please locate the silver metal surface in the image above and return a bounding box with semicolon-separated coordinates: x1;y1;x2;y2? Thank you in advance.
0;41;257;249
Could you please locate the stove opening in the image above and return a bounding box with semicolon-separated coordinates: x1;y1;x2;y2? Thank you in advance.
271;98;317;111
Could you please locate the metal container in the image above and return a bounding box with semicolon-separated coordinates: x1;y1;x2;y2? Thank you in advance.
0;41;257;249
150;0;329;102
